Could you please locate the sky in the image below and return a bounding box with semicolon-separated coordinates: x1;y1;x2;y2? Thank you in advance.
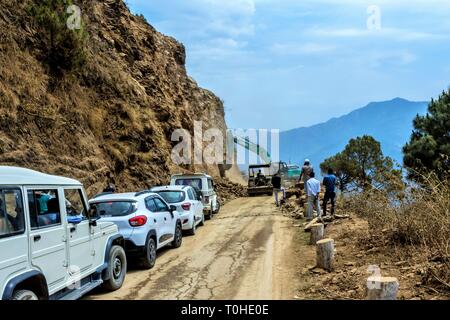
127;0;450;131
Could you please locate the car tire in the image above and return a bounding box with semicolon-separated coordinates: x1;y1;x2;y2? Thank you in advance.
12;289;39;300
214;200;221;214
141;237;157;269
188;219;196;236
199;213;205;226
102;245;127;291
172;223;183;248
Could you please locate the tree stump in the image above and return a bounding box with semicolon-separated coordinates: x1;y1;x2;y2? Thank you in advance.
310;223;324;245
316;238;334;271
366;277;399;300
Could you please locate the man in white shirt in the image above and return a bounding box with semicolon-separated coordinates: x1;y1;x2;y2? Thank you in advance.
306;172;321;221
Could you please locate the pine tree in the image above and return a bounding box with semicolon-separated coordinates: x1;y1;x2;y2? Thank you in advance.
321;135;403;192
403;90;450;180
28;0;87;75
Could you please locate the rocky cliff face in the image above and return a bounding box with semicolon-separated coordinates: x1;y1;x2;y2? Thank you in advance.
0;0;242;196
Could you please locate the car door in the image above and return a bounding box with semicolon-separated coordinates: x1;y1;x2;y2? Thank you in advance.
26;188;69;293
153;197;174;244
145;197;164;247
0;188;28;291
63;187;95;279
187;188;202;223
207;178;217;211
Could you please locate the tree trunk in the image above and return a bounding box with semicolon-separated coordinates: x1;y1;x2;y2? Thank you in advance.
310;223;324;245
366;277;399;300
316;238;334;271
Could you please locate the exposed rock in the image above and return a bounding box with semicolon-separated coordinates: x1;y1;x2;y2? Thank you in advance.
0;0;243;197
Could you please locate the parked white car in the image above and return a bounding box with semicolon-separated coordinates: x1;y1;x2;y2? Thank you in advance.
151;185;204;235
89;191;183;269
0;166;127;300
170;174;220;220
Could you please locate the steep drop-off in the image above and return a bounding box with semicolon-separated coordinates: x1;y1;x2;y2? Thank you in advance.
0;0;244;197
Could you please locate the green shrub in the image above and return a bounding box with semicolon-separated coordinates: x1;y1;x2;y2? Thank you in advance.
28;0;88;75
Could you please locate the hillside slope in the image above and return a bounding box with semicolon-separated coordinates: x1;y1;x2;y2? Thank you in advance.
0;0;240;195
280;98;428;171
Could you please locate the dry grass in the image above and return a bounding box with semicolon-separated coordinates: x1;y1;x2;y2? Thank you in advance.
343;174;450;294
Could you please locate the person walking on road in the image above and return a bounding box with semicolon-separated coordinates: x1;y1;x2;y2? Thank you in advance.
306;171;321;221
299;159;314;196
271;173;285;207
322;168;337;216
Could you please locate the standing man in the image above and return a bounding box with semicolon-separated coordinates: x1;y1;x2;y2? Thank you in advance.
306;172;321;221
103;183;116;193
322;168;337;216
299;159;314;195
271;173;285;207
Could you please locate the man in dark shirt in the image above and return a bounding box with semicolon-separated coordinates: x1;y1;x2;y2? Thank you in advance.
271;173;285;207
299;159;314;195
322;168;337;216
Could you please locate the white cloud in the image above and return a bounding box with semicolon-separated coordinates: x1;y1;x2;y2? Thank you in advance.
368;51;417;67
271;42;336;55
307;27;447;41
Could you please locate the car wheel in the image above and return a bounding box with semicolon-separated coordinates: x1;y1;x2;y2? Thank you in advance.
188;219;196;236
12;290;39;300
141;237;157;269
102;245;127;291
172;223;183;248
199;212;205;226
214;200;221;214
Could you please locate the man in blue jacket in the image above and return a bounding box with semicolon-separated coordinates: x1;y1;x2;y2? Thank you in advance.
322;168;337;216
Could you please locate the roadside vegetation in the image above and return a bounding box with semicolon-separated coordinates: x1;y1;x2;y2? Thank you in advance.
321;89;450;295
27;0;88;76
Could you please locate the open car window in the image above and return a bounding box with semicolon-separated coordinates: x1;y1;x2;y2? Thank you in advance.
27;189;61;230
0;189;25;238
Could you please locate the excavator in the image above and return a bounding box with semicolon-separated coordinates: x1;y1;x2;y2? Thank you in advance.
233;136;302;197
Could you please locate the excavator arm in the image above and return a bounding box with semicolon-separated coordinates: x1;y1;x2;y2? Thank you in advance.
233;136;272;164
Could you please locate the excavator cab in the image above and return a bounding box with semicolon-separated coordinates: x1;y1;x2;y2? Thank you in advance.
247;164;273;196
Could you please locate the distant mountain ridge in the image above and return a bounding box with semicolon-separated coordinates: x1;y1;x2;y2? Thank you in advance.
279;98;429;173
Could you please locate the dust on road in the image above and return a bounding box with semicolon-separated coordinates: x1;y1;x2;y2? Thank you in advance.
87;196;303;300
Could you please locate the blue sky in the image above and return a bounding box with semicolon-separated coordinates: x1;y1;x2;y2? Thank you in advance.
127;0;450;130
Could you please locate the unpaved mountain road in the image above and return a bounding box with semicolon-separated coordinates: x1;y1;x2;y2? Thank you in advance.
87;196;304;300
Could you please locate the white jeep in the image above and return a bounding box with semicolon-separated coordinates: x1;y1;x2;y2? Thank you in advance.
170;173;220;220
0;166;127;300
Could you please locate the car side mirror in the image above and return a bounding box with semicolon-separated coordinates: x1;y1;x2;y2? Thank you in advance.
67;216;83;225
169;205;177;213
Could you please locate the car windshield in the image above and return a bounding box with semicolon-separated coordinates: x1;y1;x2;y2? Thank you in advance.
91;201;136;217
249;167;270;177
156;191;186;203
175;178;202;190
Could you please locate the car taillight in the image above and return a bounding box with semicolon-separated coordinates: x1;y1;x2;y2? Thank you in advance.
181;203;191;211
129;215;147;227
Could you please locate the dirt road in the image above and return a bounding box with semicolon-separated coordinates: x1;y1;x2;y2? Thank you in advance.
88;196;303;300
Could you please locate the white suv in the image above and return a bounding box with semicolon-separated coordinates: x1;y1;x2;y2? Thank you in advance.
151;185;204;235
0;166;127;300
170;174;220;220
89;191;183;269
